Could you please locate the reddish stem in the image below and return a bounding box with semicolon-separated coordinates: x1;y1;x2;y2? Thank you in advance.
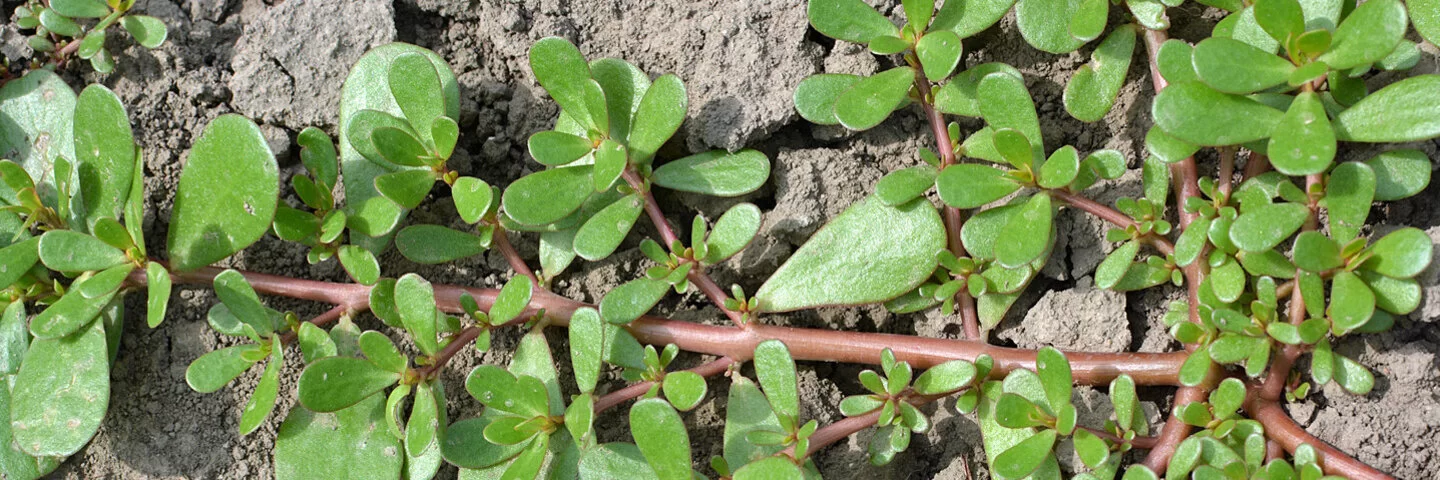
1243;153;1272;181
277;303;352;344
416;326;483;378
491;227;539;284
1050;189;1176;257
593;356;736;413
918;77;981;340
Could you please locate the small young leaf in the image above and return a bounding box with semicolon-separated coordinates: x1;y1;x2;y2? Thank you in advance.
630;398;692;480
652;149;770;197
28;265;129;340
452;177;494;224
1333;354;1374;394
662;371;708;411
489;275;534;326
570;308;605;393
754;340;800;423
358;331;407;373
592;139;627;191
298;356;401;412
395;225;489;265
144;261;171;328
913;360;977;395
835;67;916;131
600;278;670;324
374;169;435;209
1036;347;1072;410
168;115;278;271
1064;25;1136;122
807;0;900;43
185;344;260;393
876;165;938;206
704;202;762;265
1096;241;1140;290
575;194;645;261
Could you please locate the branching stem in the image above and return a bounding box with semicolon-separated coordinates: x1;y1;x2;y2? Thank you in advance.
917;76;982;340
593;356;737;413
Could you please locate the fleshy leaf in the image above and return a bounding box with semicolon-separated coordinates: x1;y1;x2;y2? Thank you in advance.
569;308;604;393
995;193;1053;269
1153;82;1284;146
1361;227;1432;279
835;67;916;131
1316;0;1407;70
395;225;489;265
754;196;944;312
936;164;1021;209
600;278;670;324
502;166;593;226
1333;75;1440;142
807;0;900;43
662;371;707;411
297;356;401;412
73;85;136;227
395;273;439;354
1323;161;1374;243
11;320;108;457
38;230;128;272
168;115;278;271
934;63;1022;117
629;74;688;164
338;245;381;285
1364;150;1431;201
185;344;260;393
1268;92;1336;176
917;31;963;82
704;203;762;265
652;149;769;197
1015;0;1087;53
755;340;800;422
1064;25;1136;122
1192;37;1295;94
274;395;403;480
630;398;692;480
794;74;863;125
1229;202;1308;252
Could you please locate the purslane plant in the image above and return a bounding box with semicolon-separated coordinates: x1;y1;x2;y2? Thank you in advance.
1;0;1438;479
7;0;167;74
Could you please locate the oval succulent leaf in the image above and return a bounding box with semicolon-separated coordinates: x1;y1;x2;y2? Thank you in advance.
600;278;670;324
704;202;762;265
185;344;260;393
38;230;128;272
934;63;1022;117
1364;149;1431;201
662;371;708;412
628;74;688;164
1324;161;1375;243
1267;92;1336;176
630;398;692;480
1064;25;1136;122
1192;37;1296;94
1015;0;1087;53
168;114;278;272
754;195;945;312
502;166;593;226
652;149;770;197
1316;0;1407;70
11;321;109;457
808;0;900;43
835;67;916;131
1229;202;1308;252
794;74;863;125
395;224;489;265
297;356;401;412
73;85;137;227
936;164;1021;209
1333;75;1440;143
917;30;964;82
1153;82;1284;146
1361;227;1433;279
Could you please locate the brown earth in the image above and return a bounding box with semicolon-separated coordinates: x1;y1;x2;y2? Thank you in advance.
2;0;1438;478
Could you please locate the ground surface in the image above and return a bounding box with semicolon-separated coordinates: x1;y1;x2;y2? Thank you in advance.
3;0;1440;479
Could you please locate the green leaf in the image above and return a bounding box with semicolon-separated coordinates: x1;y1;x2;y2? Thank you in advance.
1254;0;1305;43
652;149;769;197
1096;241;1140;290
723;376;784;467
490;275;534;326
995;193;1052;269
662;371;707;412
600;278;669;324
1157;39;1199;85
1015;0;1087;53
370;127;429;168
11;320;108;457
1361;227;1432;279
297;127;339;188
590;58;651;141
185;344;259;393
38;230;128;272
932;0;1015;37
1193;37;1296;94
1174;216;1212;268
297;356;401;412
574;194;644;261
214;269;271;336
835;67;916;131
579;443;661;480
29;264;128;340
978;72;1043;148
732;456;804;480
569;307;604;393
794;74;863;125
1179;346;1213;387
629;74;687;164
913;360;977;395
359;331;407;373
395;273;439;355
389;53;446;140
807;0;900;43
530;37;598;130
1332;354;1374;394
297;323;337;363
1333;75;1440;142
73;85;136;227
755;340;800;422
452;177;494;224
1039;147;1082;190
337;245;381;285
876;165;938;207
1361;271;1421;315
1317;0;1406;70
1329;271;1376;334
140;262;170;329
121;15;167;49
904;0;936;31
1153;82;1284;146
1229;202;1308;252
630;398;692;480
1069;0;1108;42
936;164;1021;209
918;31;963;82
528;131;594;166
1035;348;1072;410
1324;162;1374;243
1064;25;1136;122
51;0;109;17
754;195;944;312
405;382;441;458
704;203;762;265
0;237;38;291
1291;231;1341;272
168;115;278;271
1267;92;1336;176
503;166;593;226
275;395;403;480
239;346;282;435
1364;150;1430;201
1210;258;1247;303
374;169;435;209
395;225;489;265
592;139;626;191
340;44;458;240
1412;0;1440;45
994;429;1058;478
935;63;1022;117
566;393;596;443
0;70;75;211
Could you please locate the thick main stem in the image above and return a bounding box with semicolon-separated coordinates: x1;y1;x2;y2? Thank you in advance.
1246;398;1394;480
918;80;982;340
